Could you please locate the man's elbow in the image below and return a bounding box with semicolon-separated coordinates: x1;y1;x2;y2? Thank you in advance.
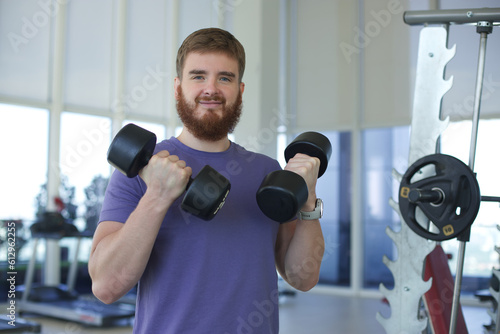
92;283;118;304
91;280;122;305
88;264;117;304
285;271;320;292
294;275;320;292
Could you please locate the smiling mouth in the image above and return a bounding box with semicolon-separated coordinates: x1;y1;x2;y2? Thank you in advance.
198;98;224;109
200;101;222;107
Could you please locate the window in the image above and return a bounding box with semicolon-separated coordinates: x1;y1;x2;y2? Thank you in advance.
59;112;111;234
314;131;352;286
0;104;48;263
362;126;410;289
440;119;500;292
0;104;48;221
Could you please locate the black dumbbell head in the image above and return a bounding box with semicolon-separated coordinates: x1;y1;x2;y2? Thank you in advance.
284;132;332;178
107;123;157;178
182;165;231;220
256;170;309;223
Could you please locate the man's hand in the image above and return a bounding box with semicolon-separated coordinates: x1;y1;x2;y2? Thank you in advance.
139;150;192;205
284;153;320;211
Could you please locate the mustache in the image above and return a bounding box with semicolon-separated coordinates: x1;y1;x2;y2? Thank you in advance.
195;96;226;103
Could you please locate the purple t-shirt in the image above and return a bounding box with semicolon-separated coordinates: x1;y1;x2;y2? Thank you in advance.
100;137;282;334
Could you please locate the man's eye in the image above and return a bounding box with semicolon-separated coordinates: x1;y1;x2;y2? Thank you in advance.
193;75;204;80
220;77;231;82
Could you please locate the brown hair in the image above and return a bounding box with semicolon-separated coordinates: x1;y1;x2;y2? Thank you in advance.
176;28;246;83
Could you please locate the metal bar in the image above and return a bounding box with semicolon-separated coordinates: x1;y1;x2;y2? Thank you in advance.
66;237;81;291
21;238;39;303
481;196;500;202
468;31;489;171
449;241;467;334
404;8;500;26
450;26;490;334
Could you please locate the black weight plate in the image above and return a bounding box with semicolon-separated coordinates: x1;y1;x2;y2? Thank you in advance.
399;154;481;241
284;132;332;178
107;123;157;178
256;170;309;223
182;165;231;220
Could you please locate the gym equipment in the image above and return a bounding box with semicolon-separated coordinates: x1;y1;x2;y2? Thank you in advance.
398;154;481;241
0;318;41;333
284;132;331;178
107;123;231;220
423;245;468;334
18;212;135;327
377;7;500;334
1;220;41;333
489;267;500;333
256;132;331;223
377;23;451;334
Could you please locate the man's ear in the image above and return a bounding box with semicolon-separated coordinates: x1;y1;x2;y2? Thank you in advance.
174;77;181;100
240;81;245;95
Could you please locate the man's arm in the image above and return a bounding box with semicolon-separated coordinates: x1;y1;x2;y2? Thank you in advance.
88;151;191;304
274;153;325;291
275;216;325;291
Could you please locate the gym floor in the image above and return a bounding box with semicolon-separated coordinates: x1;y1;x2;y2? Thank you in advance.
1;291;493;333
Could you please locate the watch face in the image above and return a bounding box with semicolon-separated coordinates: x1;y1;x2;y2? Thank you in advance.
317;198;323;218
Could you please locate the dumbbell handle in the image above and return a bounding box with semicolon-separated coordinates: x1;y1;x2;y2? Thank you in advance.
284;131;332;178
142;152;192;188
108;124;231;220
408;188;444;205
132;161;230;221
126;154;230;220
140;159;210;193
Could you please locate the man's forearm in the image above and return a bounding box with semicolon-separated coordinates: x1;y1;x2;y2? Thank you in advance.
283;219;325;291
89;193;170;303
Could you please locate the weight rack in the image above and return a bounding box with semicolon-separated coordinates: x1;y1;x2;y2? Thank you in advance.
377;7;500;334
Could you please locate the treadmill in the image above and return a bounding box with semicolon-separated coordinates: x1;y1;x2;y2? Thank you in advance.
18;212;135;327
1;220;41;332
0;317;41;333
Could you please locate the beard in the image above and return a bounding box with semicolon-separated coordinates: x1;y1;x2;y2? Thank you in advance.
176;86;243;142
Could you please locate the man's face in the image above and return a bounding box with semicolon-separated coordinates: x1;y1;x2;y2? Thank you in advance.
175;52;245;141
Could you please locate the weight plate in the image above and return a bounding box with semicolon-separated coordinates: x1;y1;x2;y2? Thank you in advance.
398;154;481;241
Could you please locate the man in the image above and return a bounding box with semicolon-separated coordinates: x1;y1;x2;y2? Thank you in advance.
89;27;324;334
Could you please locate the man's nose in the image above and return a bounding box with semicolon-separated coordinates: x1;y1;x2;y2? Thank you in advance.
202;78;220;96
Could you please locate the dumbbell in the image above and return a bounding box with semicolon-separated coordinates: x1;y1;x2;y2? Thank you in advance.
256;132;332;223
107;123;231;220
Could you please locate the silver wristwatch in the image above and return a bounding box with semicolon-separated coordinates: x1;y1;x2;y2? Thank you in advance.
298;198;323;220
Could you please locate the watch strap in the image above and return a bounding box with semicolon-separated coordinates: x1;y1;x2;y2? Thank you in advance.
298;198;323;220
